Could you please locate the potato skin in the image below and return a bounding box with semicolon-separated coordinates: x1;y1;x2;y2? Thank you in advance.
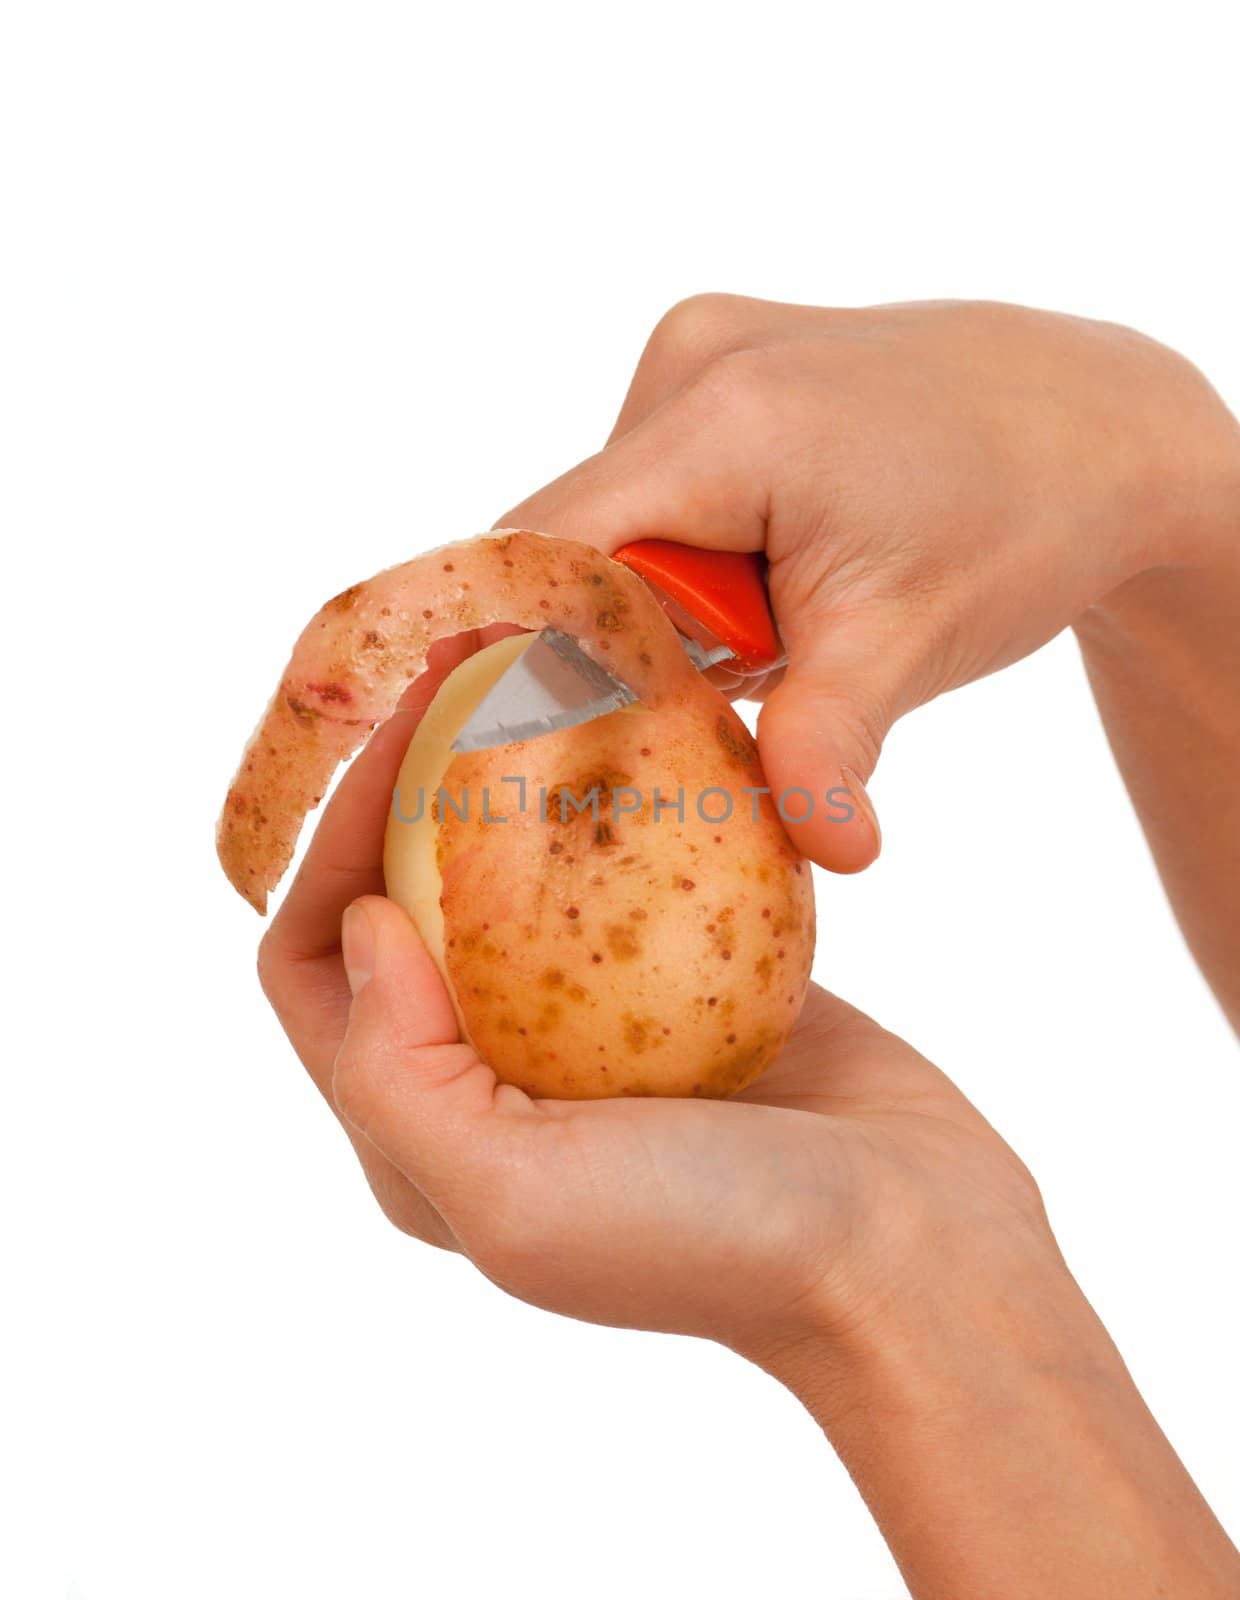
434;697;815;1099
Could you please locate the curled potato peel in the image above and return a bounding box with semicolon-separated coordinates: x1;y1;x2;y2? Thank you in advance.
218;531;695;912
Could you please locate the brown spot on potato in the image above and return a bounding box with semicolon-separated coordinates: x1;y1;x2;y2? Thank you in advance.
534;1002;563;1035
715;712;757;768
622;1014;663;1055
707;919;737;961
605;923;641;960
540;960;588;998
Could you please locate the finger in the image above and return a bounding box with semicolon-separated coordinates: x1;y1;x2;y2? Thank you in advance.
259;634;514;1250
256;927;457;1249
333;896;545;1221
756;602;921;873
496;372;774;557
259;893;460;1249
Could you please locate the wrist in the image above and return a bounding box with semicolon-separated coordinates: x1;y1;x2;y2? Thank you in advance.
741;1223;1088;1434
1102;360;1240;595
743;1235;1240;1596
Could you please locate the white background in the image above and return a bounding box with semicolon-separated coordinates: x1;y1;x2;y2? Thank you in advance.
3;3;1238;1596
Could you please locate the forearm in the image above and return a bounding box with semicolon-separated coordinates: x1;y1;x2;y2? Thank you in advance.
750;1241;1240;1598
1074;519;1240;1031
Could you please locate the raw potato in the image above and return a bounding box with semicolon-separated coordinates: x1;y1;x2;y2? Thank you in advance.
216;528;817;1098
385;636;815;1099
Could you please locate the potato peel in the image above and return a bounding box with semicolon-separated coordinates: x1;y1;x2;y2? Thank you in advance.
218;531;704;912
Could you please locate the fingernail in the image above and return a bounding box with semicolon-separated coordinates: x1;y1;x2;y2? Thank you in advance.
341;903;376;996
840;766;882;854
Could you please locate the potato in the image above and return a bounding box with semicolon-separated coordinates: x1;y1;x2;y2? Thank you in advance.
216;524;816;1099
384;635;815;1099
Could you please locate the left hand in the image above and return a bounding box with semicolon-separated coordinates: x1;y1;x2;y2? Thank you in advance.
258;681;1051;1356
255;626;1240;1599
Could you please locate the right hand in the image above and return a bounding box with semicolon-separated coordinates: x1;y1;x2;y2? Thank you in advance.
499;295;1240;872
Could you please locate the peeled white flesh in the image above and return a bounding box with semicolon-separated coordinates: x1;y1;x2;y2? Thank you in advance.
384;633;535;1032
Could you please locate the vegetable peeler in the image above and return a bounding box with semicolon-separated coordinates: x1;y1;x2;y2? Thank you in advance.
452;540;783;752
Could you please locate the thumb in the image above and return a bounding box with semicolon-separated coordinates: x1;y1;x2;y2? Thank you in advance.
332;896;533;1213
757;616;904;874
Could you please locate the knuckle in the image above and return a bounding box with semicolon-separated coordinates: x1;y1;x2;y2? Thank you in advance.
645;292;754;369
329;1047;372;1133
365;1165;456;1249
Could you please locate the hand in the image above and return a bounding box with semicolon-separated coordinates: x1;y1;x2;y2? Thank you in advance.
500;295;1240;872
258;706;1240;1597
258;683;1051;1352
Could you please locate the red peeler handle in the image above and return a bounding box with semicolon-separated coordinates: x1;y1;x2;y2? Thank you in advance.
613;540;781;674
